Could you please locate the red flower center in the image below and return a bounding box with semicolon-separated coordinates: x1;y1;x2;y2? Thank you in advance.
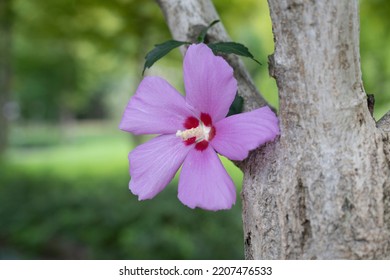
176;113;216;151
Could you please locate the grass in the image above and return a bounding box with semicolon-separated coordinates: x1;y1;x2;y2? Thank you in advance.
0;121;245;260
6;121;243;184
6;121;130;175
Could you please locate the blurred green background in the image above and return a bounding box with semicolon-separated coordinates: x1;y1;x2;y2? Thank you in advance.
0;0;389;259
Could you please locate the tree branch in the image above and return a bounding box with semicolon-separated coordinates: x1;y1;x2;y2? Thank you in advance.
376;109;390;167
156;0;268;111
377;111;390;133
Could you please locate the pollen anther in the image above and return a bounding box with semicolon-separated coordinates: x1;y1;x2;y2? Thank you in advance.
176;126;204;141
177;114;215;144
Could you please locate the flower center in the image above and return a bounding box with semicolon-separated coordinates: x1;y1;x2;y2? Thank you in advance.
176;113;216;151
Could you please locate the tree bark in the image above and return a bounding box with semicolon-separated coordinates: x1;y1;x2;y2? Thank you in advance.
243;0;390;259
157;0;390;259
0;0;13;155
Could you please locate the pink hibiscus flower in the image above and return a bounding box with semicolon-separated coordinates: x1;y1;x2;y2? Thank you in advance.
119;43;279;211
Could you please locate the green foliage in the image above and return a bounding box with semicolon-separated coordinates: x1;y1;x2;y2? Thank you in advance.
143;40;189;75
142;19;260;76
142;20;222;75
11;0;275;121
140;18;259;119
360;0;390;119
227;94;244;117
5;0;390;261
12;0;171;121
12;0;390;121
1;122;244;259
197;19;220;43
0;163;244;260
208;42;261;65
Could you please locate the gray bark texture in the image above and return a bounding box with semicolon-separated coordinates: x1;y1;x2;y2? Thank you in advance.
157;0;390;259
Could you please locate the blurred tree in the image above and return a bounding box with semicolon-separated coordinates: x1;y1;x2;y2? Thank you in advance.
10;0;268;123
7;0;390;123
12;0;170;121
0;0;13;154
360;0;390;119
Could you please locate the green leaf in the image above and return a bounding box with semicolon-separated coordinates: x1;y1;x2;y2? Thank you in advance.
227;93;244;117
207;42;262;65
143;40;189;75
197;20;220;43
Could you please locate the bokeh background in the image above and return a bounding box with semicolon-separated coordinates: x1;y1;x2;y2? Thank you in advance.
0;0;389;259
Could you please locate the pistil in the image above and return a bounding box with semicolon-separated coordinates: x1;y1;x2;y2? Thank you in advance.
177;114;216;151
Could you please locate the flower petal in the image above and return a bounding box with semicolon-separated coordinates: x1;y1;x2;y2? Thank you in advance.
119;76;194;135
178;147;236;211
183;43;237;122
211;106;279;161
129;134;191;200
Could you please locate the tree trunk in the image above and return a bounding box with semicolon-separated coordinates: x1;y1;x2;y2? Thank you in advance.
243;0;390;259
157;0;390;259
0;0;13;155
